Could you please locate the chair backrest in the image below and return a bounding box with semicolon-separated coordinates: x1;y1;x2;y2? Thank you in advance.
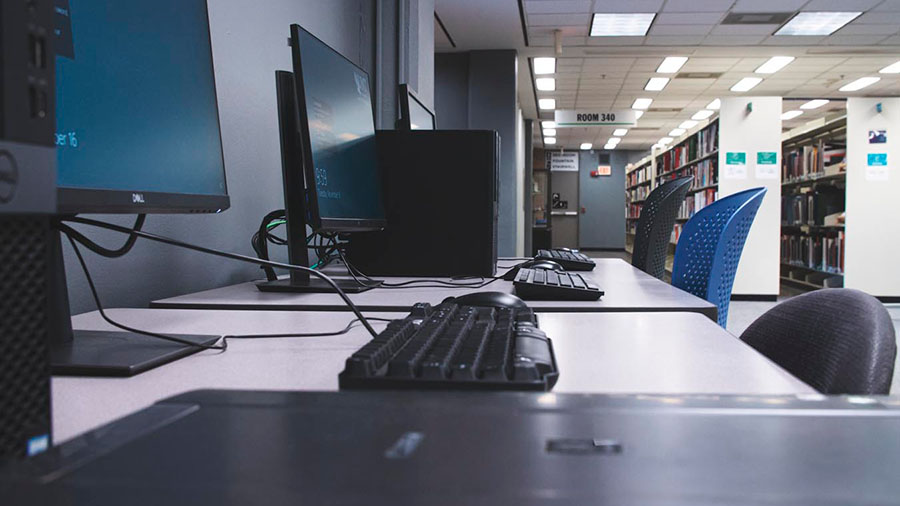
671;187;766;327
631;176;693;279
740;289;896;395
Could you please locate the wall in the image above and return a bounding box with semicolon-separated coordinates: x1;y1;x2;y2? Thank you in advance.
433;50;521;256
64;0;432;314
718;97;782;297
845;97;900;297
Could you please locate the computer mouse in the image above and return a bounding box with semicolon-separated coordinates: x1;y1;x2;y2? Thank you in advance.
445;291;529;310
557;247;576;253
501;259;566;281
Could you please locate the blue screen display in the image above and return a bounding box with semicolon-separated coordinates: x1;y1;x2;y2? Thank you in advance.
54;0;227;196
295;28;384;222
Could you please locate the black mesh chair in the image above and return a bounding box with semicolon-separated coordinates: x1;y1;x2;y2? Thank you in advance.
740;289;897;395
631;176;693;279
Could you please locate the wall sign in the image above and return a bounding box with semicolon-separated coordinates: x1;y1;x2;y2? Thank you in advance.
591;165;611;177
866;152;889;181
722;151;747;179
549;152;578;171
554;109;637;127
756;151;779;179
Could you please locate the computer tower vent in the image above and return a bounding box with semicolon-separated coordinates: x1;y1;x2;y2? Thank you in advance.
0;216;52;462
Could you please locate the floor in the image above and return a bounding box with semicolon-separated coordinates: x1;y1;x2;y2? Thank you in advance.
586;249;900;395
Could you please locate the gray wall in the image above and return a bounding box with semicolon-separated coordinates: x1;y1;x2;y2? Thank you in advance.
434;50;519;256
64;0;433;314
577;149;643;249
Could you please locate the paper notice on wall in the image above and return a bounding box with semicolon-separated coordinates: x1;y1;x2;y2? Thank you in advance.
722;151;747;179
755;151;779;179
550;152;579;171
866;153;889;181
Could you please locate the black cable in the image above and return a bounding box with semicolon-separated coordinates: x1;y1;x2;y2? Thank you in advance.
61;214;147;258
222;317;393;342
60;216;382;338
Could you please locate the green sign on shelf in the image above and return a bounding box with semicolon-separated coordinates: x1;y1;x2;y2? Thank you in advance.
868;153;887;166
726;152;746;165
757;152;777;165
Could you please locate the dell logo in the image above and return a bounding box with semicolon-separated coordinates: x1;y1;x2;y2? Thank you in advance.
132;193;145;204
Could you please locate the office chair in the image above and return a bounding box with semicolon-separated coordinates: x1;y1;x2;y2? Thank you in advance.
631;176;693;279
671;187;766;327
740;289;896;395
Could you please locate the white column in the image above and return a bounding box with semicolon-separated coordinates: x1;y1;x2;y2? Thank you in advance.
718;97;782;297
845;97;900;297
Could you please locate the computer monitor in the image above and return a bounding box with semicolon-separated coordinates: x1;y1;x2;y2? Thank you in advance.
398;83;436;130
47;0;227;376
256;25;385;294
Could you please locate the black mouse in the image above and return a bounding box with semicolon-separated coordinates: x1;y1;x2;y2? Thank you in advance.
501;259;565;281
445;291;529;310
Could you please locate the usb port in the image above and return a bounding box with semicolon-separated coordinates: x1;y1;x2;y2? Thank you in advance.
28;86;47;119
28;34;46;69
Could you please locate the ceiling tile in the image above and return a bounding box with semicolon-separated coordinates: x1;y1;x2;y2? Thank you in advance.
855;11;900;23
710;24;778;35
591;0;665;13
527;13;591;26
644;35;707;45
662;0;736;12
702;35;769;45
525;1;592;14
836;23;899;35
879;35;900;44
655;12;725;24
529;25;590;36
872;0;900;10
650;24;714;35
801;0;881;10
732;0;806;12
825;34;890;45
762;35;826;45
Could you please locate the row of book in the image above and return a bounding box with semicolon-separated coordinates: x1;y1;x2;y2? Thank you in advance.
627;185;651;202
781;232;844;274
676;188;717;221
654;120;719;175
656;155;717;189
627;203;643;220
783;142;845;182
626;165;651;188
781;188;844;226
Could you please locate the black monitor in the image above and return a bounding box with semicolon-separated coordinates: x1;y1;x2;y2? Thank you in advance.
398;83;435;130
47;0;227;376
256;25;384;294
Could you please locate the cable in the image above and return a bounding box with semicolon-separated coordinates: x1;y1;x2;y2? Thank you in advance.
59;216;382;338
60;214;147;258
222;317;393;342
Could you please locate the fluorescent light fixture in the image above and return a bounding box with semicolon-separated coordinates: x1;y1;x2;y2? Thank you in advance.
880;60;900;74
632;98;653;110
542;121;556;128
533;57;556;75
659;137;674;145
607;137;621;145
604;143;617;150
634;110;644;119
535;78;556;91
706;98;721;110
692;110;714;120
755;56;795;74
730;77;762;92
590;13;655;37
544;137;556;145
580;143;593;150
679;120;698;129
776;12;861;36
800;99;829;109
543;128;557;137
839;76;880;92
781;110;804;120
613;129;628;136
657;56;688;74
539;98;556;110
645;77;670;91
669;128;685;137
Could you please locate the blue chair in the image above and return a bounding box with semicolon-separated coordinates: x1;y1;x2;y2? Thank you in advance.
671;188;766;327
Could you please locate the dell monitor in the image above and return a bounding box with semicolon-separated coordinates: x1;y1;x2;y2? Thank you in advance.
48;0;227;376
398;83;435;130
256;24;384;293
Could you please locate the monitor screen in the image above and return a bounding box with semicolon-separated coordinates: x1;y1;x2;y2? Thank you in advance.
291;25;384;231
407;94;435;130
54;0;228;213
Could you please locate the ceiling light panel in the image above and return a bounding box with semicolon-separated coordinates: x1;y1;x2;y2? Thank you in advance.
645;77;670;91
604;143;617;150
632;98;653;110
659;137;673;145
692;110;715;120
839;76;880;92
542;121;556;128
613;129;628;136
543;129;557;136
669;128;685;137
800;99;829;110
545;137;556;145
781;110;803;120
607;137;621;145
539;98;556;110
533;57;556;75
679;120;698;129
634;110;645;119
731;77;762;92
535;78;556;91
880;61;900;74
706;98;720;110
755;56;795;74
657;56;688;74
590;13;656;37
580;143;593;150
775;12;861;36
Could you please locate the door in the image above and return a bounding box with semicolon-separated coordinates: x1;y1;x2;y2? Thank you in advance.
579;151;626;249
550;165;579;249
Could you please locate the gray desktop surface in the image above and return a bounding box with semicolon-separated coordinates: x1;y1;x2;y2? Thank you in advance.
150;258;717;319
9;389;900;505
52;309;811;445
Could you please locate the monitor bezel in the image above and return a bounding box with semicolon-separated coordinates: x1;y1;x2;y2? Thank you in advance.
289;23;386;233
55;1;229;215
398;83;436;130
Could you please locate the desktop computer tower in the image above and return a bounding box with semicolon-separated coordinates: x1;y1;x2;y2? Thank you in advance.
346;130;499;277
0;0;56;462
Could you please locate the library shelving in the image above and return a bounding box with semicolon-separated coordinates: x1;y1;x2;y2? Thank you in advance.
779;115;847;291
625;155;653;240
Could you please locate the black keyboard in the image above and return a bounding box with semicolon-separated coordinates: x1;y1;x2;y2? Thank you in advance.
339;302;559;391
536;249;595;271
513;268;603;301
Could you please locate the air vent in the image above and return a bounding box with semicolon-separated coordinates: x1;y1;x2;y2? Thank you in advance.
676;72;722;79
722;12;793;25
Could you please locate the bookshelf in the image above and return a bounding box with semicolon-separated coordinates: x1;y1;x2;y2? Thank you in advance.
625;155;653;238
779;116;847;291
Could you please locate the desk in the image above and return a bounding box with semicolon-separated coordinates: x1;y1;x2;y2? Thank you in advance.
151;258;717;319
53;309;811;444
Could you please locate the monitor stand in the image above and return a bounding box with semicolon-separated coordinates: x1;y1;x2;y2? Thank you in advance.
255;70;380;295
47;234;219;377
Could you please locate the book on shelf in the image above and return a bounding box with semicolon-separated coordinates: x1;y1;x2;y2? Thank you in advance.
781;186;844;226
783;140;845;182
677;188;717;221
781;232;844;274
626;165;651;187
